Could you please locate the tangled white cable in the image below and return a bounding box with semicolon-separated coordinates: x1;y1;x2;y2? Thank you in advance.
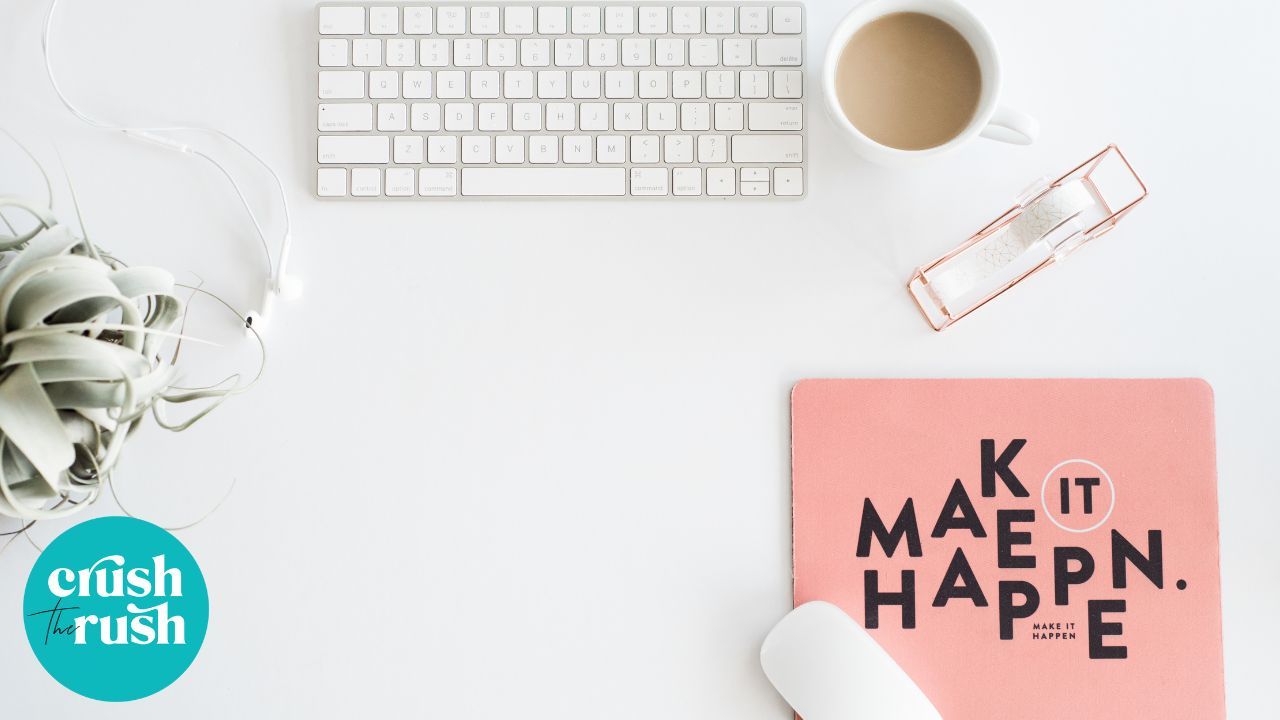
41;0;298;331
0;196;260;522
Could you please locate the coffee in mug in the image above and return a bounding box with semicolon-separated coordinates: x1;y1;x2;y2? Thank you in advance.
822;0;1037;165
834;12;981;151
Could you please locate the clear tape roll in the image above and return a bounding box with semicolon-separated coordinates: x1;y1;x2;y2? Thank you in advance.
926;180;1095;309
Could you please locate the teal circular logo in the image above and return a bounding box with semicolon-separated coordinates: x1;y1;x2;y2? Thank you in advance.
22;516;209;701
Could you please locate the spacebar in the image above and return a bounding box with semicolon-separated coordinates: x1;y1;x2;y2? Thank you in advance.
462;168;626;196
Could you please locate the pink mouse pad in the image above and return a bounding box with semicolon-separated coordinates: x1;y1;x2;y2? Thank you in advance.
791;379;1225;719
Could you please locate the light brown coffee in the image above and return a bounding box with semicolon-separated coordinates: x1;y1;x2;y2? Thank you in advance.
835;12;982;151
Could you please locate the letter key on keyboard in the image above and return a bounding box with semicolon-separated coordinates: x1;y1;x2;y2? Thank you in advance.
315;2;806;198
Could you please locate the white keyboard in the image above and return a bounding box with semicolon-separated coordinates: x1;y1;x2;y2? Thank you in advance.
314;2;805;198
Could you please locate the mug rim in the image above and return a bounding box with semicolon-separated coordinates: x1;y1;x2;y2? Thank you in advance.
822;0;1004;160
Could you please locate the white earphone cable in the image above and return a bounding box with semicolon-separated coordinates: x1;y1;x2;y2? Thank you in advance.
41;0;295;322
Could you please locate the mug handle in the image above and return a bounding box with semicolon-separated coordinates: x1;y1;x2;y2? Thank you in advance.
980;106;1039;145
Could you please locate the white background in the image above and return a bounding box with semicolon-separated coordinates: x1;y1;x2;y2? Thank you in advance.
1;0;1277;716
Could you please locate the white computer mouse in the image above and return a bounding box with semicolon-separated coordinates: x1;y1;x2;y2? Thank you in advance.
760;601;942;720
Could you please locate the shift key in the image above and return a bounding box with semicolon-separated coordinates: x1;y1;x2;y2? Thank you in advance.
318;136;389;164
732;134;803;163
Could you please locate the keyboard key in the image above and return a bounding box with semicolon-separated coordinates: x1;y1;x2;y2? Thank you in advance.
538;6;568;34
740;7;768;34
427;135;458;163
672;70;701;98
705;70;734;98
437;70;466;98
470;6;500;34
563;135;592;163
630;135;659;163
411;102;441;130
697;134;727;163
351;167;382;196
420;38;449;66
571;70;601;99
394;135;424;163
579;102;609;130
318;39;348;67
714;102;744;131
546;102;575;130
748;102;803;131
648;102;676;130
462;168;626;196
403;70;432;98
731;134;803;163
318;136;389;164
723;39;751;66
605;6;634;34
404;7;433;34
638;70;667;99
739;70;769;98
522;38;551;66
386;38;415;66
613;102;642;130
655;39;684;67
773;70;802;99
680;102;709;131
419;168;458;196
377;102;408;131
318;102;373;131
756;38;802;66
488;38;517;66
369;6;398;34
505;71;535;99
386;167;415;196
512;102;541;130
589;38;618;66
495;135;525;163
529;135;559;163
689;39;718;66
707;167;735;195
605;71;635;99
772;6;802;34
317;167;346;196
319;7;364;35
437;6;466;33
555;38;585;67
672;7;701;34
572;6;601;34
639;7;667;34
470;70;500;98
353;38;381;66
596;135;625;163
706;7;734;33
774;167;803;196
629;167;668;195
665;134;694;163
505;6;534;34
369;70;398;98
478;102;508;130
673;167;702;195
622;38;651;66
462;135;492;163
444;102;475;130
319;70;365;99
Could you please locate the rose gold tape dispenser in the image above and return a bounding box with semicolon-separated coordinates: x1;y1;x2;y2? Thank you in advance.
908;145;1148;331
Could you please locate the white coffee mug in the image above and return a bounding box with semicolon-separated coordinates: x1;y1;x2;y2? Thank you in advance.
823;0;1038;165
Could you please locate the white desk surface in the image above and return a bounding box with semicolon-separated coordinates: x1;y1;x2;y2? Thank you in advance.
1;0;1276;716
